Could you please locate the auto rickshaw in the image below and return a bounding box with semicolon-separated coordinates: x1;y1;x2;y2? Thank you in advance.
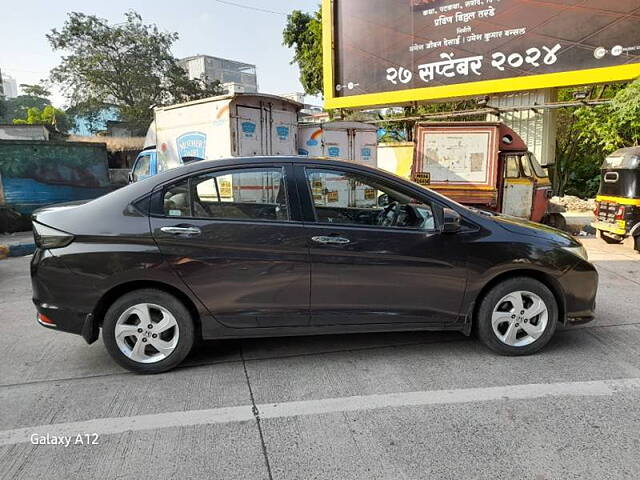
592;146;640;252
411;122;555;225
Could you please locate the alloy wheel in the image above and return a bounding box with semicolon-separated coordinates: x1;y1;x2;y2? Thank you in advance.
491;290;549;347
114;303;180;363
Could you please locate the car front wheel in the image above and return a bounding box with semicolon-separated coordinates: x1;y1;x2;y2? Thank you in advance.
102;289;195;374
476;277;558;355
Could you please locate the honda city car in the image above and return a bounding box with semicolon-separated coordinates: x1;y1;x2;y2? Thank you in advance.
31;157;598;373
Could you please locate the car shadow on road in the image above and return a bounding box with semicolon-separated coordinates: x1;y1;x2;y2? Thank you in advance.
182;330;470;370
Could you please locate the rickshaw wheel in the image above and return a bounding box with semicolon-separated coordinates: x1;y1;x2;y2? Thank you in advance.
599;231;624;244
542;213;566;231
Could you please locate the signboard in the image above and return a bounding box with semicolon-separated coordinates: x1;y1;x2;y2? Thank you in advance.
322;0;640;109
414;126;499;187
419;131;490;183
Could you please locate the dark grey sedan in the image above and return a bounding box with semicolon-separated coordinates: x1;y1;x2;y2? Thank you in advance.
31;157;597;373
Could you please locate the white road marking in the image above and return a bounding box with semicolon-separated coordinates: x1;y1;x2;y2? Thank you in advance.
1;377;639;447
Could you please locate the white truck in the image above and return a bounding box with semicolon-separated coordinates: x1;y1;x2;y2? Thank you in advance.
130;93;302;182
297;121;378;168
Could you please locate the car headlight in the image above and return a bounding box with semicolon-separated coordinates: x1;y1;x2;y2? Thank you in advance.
562;245;588;261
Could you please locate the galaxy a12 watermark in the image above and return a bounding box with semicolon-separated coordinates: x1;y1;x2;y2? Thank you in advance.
30;433;100;447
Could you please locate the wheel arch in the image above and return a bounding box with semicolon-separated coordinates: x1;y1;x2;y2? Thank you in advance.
92;280;202;336
471;269;567;329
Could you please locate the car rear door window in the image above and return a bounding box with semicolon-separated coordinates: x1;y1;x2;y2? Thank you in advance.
163;179;190;217
163;167;290;221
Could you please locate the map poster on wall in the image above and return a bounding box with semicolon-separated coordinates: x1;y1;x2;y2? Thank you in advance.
418;131;492;183
323;0;640;108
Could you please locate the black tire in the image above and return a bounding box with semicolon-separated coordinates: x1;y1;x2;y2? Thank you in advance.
599;231;624;244
102;289;195;374
476;277;558;356
542;213;567;232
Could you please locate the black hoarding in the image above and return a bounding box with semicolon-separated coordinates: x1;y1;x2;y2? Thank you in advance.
323;0;640;108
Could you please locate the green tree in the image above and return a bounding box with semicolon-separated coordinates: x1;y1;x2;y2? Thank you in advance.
13;105;72;133
574;79;640;153
283;8;323;96
19;83;51;98
552;80;640;198
0;83;52;124
47;10;222;134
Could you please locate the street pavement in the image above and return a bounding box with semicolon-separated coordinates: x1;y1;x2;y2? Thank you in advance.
0;237;639;479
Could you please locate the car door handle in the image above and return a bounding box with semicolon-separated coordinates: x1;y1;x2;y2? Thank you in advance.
311;235;350;245
160;226;201;236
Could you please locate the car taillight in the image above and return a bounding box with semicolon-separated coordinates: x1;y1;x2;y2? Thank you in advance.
37;313;56;326
615;206;626;220
32;221;74;249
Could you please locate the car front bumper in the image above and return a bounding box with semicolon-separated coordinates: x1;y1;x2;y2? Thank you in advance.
559;259;598;325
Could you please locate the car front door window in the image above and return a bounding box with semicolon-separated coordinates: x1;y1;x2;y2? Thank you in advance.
305;168;435;231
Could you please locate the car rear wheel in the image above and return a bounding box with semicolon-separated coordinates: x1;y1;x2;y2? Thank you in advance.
102;289;195;374
476;277;558;355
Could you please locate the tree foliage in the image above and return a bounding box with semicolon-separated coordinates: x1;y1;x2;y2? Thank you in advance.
13;105;71;133
19;83;51;98
283;8;323;96
47;11;222;134
552;80;640;197
0;86;52;125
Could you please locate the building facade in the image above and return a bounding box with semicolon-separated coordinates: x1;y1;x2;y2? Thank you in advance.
1;71;18;98
177;55;258;94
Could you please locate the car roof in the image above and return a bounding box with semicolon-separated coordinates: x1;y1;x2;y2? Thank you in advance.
150;156;391;185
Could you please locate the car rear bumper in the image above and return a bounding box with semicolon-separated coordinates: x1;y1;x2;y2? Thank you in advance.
32;300;98;343
31;248;100;343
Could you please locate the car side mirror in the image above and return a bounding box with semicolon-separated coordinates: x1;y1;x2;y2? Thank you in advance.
442;208;461;233
128;172;134;184
377;193;389;207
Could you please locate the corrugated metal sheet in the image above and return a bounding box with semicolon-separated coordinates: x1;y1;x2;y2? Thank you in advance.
1;177;111;215
487;89;557;166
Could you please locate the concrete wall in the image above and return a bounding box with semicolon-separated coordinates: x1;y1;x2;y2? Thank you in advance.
0;125;49;141
377;142;415;179
0;141;112;215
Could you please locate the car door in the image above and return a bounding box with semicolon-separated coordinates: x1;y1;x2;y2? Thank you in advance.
150;163;310;329
296;164;468;327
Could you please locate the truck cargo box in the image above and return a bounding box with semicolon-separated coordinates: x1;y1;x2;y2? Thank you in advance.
298;121;378;168
149;93;302;165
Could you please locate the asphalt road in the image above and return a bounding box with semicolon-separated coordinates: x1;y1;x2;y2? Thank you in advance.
0;237;639;480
